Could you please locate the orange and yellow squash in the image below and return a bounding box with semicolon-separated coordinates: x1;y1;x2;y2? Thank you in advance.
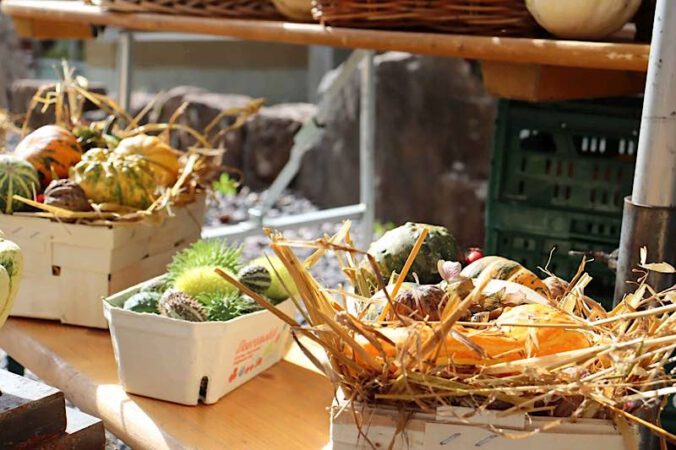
114;135;180;187
15;125;83;188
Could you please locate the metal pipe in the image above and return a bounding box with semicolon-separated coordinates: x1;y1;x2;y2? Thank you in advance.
202;204;367;241
616;0;676;301
116;30;133;111
614;4;676;444
631;0;676;207
359;50;376;248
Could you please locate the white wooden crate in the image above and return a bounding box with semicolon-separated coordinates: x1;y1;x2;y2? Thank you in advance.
1;195;206;328
331;399;638;450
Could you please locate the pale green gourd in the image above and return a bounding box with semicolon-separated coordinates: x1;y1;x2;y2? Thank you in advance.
0;231;24;328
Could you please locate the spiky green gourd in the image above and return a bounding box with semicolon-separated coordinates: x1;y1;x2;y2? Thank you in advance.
174;267;238;302
204;293;261;322
237;265;272;294
167;239;242;304
123;291;161;314
248;255;297;302
0;155;40;214
367;222;458;284
158;289;206;322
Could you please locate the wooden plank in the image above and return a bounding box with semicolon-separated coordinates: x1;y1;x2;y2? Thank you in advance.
1;0;650;72
0;370;67;447
12;16;94;39
482;61;646;101
62;406;106;450
0;319;333;450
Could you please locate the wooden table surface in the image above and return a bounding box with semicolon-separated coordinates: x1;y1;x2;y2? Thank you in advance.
0;318;334;450
2;0;650;72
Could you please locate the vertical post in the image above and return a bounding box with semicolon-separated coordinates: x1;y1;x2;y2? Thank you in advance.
359;51;376;248
117;30;133;111
614;4;676;445
615;0;676;302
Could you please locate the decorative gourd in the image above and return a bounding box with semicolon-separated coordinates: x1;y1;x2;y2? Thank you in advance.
114;135;180;187
525;0;642;39
237;264;272;295
0;231;24;328
461;256;551;299
14;125;82;188
70;148;156;209
352;304;589;367
123;291;161;314
0;155;40;214
272;0;312;21
43;179;92;212
248;255;297;302
367;222;458;284
158;289;207;322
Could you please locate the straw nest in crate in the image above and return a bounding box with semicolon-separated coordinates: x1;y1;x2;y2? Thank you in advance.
0;62;262;225
216;222;676;448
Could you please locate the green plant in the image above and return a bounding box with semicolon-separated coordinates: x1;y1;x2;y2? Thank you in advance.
248;255;298;302
212;172;239;197
373;221;396;238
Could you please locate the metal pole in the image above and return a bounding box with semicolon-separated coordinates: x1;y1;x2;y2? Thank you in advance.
359;51;376;248
116;30;133;111
614;4;676;445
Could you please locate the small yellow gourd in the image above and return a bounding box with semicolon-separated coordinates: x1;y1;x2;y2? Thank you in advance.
114;134;180;187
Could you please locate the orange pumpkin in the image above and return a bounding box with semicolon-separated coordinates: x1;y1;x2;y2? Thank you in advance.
15;125;83;188
351;304;590;368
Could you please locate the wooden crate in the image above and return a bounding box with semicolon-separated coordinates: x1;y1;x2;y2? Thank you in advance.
331;399;638;450
1;195;206;328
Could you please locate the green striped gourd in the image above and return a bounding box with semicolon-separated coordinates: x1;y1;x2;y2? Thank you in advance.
0;154;40;214
237;265;272;294
69;148;156;209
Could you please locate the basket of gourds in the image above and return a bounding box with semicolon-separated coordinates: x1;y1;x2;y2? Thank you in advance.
0;64;261;328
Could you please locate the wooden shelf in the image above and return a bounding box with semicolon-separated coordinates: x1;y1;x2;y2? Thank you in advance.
0;319;333;450
2;0;650;72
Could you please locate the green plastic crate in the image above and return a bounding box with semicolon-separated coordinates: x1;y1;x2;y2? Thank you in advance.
486;98;642;307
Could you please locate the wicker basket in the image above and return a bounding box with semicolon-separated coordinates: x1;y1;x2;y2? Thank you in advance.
311;0;539;36
99;0;283;19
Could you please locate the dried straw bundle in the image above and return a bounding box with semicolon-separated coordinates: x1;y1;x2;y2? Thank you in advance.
216;222;676;447
6;62;262;225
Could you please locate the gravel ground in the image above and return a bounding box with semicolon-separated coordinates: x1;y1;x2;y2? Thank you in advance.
207;187;367;289
1;188;366;448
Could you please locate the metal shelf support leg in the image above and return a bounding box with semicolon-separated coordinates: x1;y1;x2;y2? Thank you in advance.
359;50;376;248
117;30;134;111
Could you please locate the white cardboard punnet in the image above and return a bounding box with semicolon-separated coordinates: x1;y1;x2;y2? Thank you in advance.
104;277;294;405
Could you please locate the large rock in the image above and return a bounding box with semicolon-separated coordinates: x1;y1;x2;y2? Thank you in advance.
295;53;495;247
242;103;316;189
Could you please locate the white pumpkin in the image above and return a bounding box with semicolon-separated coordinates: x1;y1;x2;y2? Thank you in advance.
526;0;643;39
